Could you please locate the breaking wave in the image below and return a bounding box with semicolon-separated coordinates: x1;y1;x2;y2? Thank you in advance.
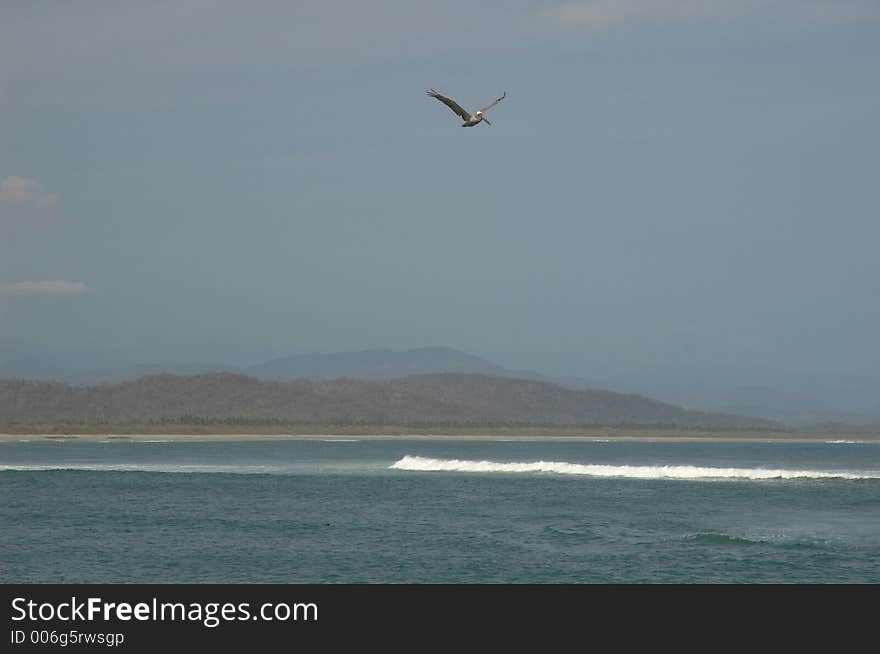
389;455;880;480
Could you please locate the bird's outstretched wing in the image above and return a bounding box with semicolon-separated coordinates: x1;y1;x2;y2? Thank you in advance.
478;92;506;114
426;89;472;121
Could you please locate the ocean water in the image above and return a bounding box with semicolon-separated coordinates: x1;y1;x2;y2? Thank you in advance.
2;438;879;583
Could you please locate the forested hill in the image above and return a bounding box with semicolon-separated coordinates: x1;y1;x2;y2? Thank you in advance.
0;372;778;429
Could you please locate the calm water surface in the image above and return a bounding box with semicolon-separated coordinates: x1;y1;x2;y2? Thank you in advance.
2;439;878;583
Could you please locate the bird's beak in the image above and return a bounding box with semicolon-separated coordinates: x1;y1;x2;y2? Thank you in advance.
482;118;492;126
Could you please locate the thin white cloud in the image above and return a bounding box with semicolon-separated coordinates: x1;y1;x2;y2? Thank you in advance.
544;0;880;29
0;176;57;207
1;280;88;296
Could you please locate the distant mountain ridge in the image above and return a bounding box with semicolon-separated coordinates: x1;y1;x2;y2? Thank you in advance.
0;372;778;429
245;346;546;382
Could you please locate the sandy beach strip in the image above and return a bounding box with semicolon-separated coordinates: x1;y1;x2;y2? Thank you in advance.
2;432;878;443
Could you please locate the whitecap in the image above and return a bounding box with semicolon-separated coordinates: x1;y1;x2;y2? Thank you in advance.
388;455;880;481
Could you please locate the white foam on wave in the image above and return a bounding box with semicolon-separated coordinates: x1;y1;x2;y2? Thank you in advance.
389;455;880;480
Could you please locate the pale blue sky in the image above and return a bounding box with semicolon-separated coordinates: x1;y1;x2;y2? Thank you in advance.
2;1;879;381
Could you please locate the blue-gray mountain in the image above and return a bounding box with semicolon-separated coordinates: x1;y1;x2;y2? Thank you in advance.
1;344;878;427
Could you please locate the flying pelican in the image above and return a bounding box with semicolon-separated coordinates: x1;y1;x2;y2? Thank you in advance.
426;89;506;127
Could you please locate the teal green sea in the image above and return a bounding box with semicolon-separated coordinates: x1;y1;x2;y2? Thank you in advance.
2;439;878;583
